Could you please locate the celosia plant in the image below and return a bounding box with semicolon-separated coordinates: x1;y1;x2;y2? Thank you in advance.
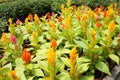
0;0;120;80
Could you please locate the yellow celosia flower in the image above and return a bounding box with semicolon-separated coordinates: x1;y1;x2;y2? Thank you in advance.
77;8;80;20
67;0;71;8
25;18;28;25
108;20;115;32
114;3;117;10
90;28;96;41
70;45;77;67
81;14;86;22
82;5;84;10
108;4;113;10
88;9;94;21
47;48;56;66
34;14;39;24
1;32;8;43
64;18;70;29
8;18;12;24
32;31;37;38
49;21;55;31
61;4;65;11
107;8;114;18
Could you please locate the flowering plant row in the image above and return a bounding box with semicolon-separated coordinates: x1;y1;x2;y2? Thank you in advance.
0;0;120;80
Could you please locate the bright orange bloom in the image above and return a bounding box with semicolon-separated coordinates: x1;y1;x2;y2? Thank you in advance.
47;48;56;66
70;45;77;67
22;49;31;65
96;11;100;16
51;39;57;48
104;10;107;17
34;14;39;24
100;5;103;9
96;21;101;28
72;5;76;11
95;7;99;11
9;70;18;80
28;13;33;20
1;32;8;43
58;14;62;22
108;20;115;32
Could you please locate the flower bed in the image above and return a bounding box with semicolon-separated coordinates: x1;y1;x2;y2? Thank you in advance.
0;0;120;80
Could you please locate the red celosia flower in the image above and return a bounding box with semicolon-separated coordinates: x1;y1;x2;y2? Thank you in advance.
46;12;51;21
100;5;103;9
72;5;76;11
95;7;98;11
51;39;57;48
22;49;31;65
96;11;100;16
96;21;101;28
28;13;33;20
58;14;62;22
10;34;16;44
104;10;107;17
16;19;21;25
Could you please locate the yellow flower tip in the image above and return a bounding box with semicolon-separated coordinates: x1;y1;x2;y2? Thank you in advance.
25;18;29;25
70;45;77;67
1;32;8;43
67;0;71;7
8;18;12;24
82;5;84;10
32;31;37;38
108;20;115;32
90;29;96;36
34;14;39;24
64;18;70;29
81;14;86;21
47;48;56;66
61;4;65;11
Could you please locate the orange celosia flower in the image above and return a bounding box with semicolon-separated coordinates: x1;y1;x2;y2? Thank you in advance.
100;5;103;9
51;39;57;48
70;45;77;67
22;48;31;65
58;14;62;22
96;21;101;28
28;13;33;20
96;11;100;16
108;20;115;32
47;48;56;66
9;70;18;80
1;32;8;43
104;10;107;17
95;7;99;11
34;14;39;24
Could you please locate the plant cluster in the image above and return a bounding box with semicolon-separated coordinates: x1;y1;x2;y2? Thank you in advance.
0;0;120;80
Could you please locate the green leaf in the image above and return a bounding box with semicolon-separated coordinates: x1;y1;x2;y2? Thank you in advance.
75;41;88;49
60;57;70;67
56;72;71;80
34;69;44;77
95;62;111;75
109;54;119;65
0;68;10;75
80;76;94;80
77;63;90;74
77;57;91;64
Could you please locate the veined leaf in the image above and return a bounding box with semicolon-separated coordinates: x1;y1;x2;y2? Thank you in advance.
77;63;90;74
56;72;71;80
109;54;119;65
74;40;88;49
95;62;111;75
